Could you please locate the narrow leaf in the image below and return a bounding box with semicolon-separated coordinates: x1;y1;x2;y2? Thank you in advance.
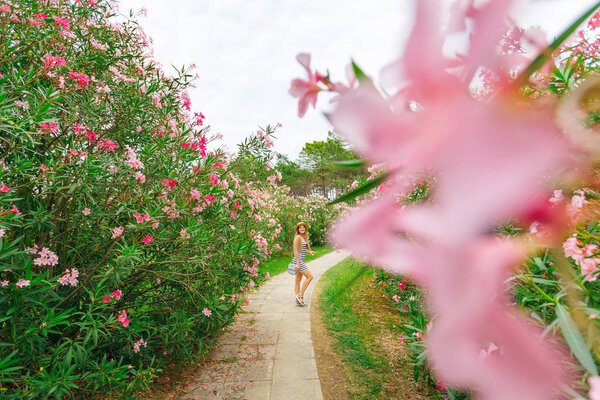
351;60;374;86
329;171;393;205
518;1;600;82
555;304;598;375
331;159;365;168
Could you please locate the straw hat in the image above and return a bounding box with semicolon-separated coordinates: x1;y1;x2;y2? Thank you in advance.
294;222;310;233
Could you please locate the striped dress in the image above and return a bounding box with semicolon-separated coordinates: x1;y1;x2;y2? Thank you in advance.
291;241;308;272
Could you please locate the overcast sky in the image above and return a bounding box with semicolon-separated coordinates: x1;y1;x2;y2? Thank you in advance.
116;0;598;160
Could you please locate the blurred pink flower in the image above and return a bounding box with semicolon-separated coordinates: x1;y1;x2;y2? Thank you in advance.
112;226;124;239
202;308;212;317
142;235;153;244
118;310;129;327
324;0;572;398
289;53;323;117
16;279;30;288
590;376;600;400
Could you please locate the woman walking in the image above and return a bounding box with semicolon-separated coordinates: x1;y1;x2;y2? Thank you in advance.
292;222;316;306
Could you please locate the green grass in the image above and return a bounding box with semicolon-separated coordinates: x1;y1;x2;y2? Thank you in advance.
258;245;333;277
317;258;439;400
319;258;389;399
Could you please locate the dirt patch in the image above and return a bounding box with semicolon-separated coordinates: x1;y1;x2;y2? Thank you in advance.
311;278;353;400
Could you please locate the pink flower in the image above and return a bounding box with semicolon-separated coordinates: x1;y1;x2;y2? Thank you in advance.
289;53;323;117
107;166;118;174
53;16;70;31
9;204;20;214
142;235;153;244
0;185;9;193
590;376;600;400
133;338;147;353
548;189;564;205
134;213;150;223
68;69;90;88
57;268;79;287
41;53;67;69
204;195;216;203
202;308;212;317
97;139;118;152
33;247;59;267
323;1;571;398
118;310;129;327
16;279;30;288
265;272;270;279
209;174;219;185
152;222;159;229
103;297;110;303
40;164;50;172
190;188;200;200
0;229;5;238
113;290;122;300
112;226;124;239
82;208;91;216
134;171;146;183
161;178;177;189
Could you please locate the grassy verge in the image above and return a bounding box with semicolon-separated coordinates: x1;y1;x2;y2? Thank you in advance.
258;245;333;277
317;258;435;400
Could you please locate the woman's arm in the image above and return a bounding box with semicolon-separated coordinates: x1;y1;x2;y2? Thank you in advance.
293;236;301;269
306;239;315;256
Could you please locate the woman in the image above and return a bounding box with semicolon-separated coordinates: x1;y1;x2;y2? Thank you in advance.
292;222;316;306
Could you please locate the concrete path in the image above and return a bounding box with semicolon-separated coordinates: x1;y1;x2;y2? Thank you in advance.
180;249;350;400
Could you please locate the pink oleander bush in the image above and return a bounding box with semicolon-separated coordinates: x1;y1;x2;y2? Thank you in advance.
292;1;600;399
0;1;341;398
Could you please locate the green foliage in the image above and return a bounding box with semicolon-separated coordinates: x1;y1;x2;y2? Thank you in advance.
278;131;365;198
0;2;341;398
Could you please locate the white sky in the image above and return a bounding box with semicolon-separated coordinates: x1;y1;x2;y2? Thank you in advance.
116;0;599;160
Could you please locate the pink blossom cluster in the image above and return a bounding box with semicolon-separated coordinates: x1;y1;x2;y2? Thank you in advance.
291;0;584;398
103;289;122;304
41;53;67;69
97;139;118;152
125;145;144;169
39;122;59;134
16;279;30;288
563;235;600;281
118;310;129;327
33;247;59;267
57;268;79;286
133;338;147;353
134;213;150;223
111;226;124;239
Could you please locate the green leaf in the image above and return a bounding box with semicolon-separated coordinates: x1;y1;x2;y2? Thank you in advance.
555;303;598;375
351;60;373;86
331;159;365;168
518;1;600;82
329;171;393;205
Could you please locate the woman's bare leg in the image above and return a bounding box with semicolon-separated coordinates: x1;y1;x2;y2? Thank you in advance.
294;273;302;296
299;270;314;297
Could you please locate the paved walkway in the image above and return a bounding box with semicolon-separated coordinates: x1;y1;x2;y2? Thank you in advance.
179;249;350;400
